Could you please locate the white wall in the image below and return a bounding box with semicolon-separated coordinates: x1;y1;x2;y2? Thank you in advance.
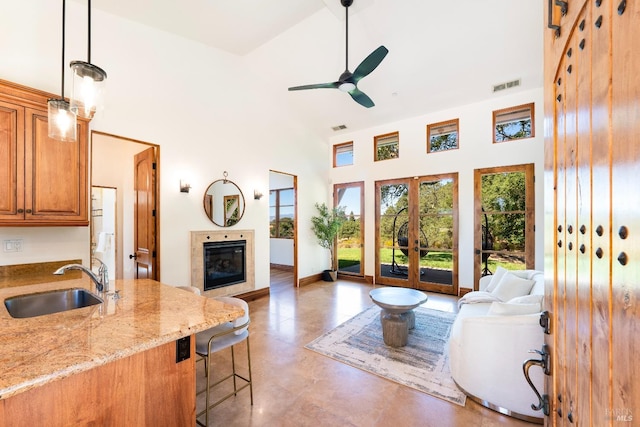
0;1;330;289
328;88;545;288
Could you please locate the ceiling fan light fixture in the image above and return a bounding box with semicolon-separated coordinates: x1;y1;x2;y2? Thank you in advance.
339;82;356;92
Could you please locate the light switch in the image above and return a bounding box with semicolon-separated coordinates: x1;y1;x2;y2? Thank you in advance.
3;239;23;252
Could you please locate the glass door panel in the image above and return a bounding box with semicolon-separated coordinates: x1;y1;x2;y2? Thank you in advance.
417;177;457;293
474;165;534;288
335;182;364;277
376;181;410;285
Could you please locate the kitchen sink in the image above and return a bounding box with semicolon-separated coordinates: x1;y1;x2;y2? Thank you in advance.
4;288;103;319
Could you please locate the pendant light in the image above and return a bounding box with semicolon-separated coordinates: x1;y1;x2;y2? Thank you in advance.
48;0;77;142
70;0;107;119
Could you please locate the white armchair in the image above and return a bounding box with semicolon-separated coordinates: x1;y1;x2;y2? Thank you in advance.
448;269;546;423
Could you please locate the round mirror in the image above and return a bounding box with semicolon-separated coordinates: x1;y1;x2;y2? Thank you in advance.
203;179;245;227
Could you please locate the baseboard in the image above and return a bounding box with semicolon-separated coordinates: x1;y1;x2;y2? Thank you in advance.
270;263;293;271
234;287;270;302
337;273;373;285
299;273;323;287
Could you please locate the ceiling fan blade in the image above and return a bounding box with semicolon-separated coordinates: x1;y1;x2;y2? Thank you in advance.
352;46;389;83
288;82;339;91
349;88;375;108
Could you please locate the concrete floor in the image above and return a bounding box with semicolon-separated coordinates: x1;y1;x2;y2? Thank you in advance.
196;272;534;427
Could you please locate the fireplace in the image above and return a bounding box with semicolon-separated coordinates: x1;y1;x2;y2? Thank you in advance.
191;230;255;297
203;240;246;291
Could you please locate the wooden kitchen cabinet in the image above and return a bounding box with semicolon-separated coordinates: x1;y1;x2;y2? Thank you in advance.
0;79;88;226
0;338;196;426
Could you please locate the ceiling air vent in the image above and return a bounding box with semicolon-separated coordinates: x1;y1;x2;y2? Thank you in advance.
332;124;347;131
493;79;521;93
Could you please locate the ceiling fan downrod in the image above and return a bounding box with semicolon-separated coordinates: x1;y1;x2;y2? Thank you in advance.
339;0;355;91
343;0;352;71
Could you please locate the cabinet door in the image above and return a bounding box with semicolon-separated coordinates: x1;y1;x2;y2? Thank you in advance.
0;100;24;220
24;108;88;224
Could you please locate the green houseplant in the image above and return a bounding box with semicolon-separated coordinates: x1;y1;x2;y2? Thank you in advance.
311;202;346;281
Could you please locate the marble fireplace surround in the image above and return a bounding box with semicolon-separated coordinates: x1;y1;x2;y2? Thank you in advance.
190;230;255;297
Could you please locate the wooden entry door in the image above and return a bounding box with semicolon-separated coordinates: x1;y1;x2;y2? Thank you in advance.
375;173;458;295
132;147;157;280
544;0;640;424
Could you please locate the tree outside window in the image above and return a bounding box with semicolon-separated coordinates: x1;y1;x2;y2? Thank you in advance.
427;119;459;153
374;132;399;161
493;103;535;143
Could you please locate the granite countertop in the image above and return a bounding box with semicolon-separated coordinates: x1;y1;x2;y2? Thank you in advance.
0;278;243;400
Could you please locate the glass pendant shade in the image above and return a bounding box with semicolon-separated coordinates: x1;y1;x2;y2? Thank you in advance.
47;99;77;142
69;60;107;119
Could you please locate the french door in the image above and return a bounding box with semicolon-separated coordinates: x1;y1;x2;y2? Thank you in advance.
334;182;364;277
375;173;458;295
473;164;535;289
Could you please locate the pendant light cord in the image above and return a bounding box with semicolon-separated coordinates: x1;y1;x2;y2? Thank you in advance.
87;0;91;62
60;0;66;99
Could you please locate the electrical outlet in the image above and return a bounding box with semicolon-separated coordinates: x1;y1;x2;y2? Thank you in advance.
176;336;190;363
3;239;23;252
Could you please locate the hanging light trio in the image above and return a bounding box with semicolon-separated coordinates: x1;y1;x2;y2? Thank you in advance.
47;0;107;142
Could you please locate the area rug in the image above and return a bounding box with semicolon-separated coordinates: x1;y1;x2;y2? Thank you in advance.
305;305;466;406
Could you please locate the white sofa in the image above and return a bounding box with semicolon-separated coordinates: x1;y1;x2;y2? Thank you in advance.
448;268;545;423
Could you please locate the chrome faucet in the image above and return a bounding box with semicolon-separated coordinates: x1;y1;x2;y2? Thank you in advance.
53;261;108;294
92;258;110;291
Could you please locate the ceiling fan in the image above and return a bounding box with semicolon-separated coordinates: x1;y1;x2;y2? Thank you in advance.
287;0;388;108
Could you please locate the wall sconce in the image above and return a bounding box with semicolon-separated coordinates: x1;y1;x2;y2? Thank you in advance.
254;190;263;200
180;180;191;193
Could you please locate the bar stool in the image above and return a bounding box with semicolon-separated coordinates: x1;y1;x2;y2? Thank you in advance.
195;296;253;427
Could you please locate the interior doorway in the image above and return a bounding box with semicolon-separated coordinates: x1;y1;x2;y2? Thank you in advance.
91;131;160;280
269;170;298;287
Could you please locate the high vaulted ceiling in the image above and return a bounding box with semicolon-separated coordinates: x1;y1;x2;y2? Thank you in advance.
84;0;543;138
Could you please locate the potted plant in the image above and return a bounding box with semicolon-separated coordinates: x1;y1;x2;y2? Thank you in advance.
311;202;346;281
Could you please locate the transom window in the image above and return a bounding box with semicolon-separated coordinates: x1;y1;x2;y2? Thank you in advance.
334;142;354;167
269;188;294;239
427;119;459;153
374;132;399;161
493;103;535;143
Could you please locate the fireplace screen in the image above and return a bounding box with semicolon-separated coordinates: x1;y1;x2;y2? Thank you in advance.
203;240;246;291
